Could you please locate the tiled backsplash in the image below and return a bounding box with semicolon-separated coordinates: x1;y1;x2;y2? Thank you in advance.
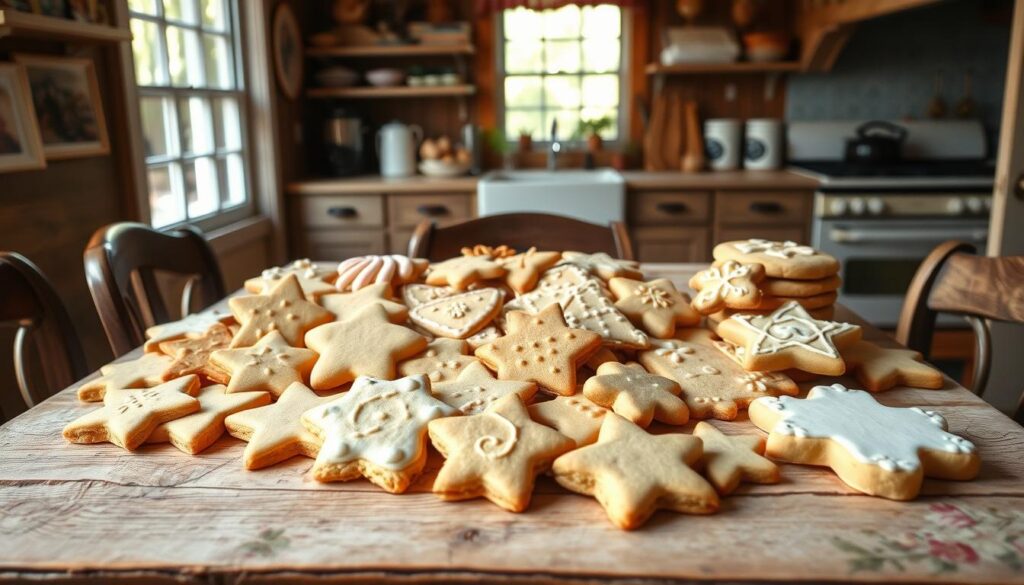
786;0;1011;154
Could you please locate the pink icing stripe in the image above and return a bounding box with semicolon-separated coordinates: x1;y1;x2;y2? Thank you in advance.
391;254;414;281
336;258;371;290
352;256;384;290
375;256;397;285
337;257;362;273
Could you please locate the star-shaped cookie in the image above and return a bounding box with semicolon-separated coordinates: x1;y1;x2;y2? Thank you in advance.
841;340;944;392
228;274;333;348
318;282;409;324
301;375;457;493
432;361;538;415
77;352;175;402
692;421;779;495
716;301;862;375
609;277;701;339
551;414;719;530
528;394;608;446
143;310;233;352
146;384;271;454
159;322;233;383
582;361;688;427
560;251;642;281
245;258;337;300
398;338;478;384
63;376;201;451
304;304;428;390
475;304;602;396
429;394;575;512
209;330;318;398
498;248;562;294
426;255;507;290
223;382;337;470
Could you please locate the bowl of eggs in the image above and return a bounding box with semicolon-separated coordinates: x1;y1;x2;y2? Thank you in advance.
418;136;472;177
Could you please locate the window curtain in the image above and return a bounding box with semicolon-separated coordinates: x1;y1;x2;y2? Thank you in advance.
476;0;643;13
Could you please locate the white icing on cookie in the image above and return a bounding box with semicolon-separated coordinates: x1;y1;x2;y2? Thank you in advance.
733;239;817;259
693;262;753;305
473;412;519;460
757;384;976;472
732;302;855;358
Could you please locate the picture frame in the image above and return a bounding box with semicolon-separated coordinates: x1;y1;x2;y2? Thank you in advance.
14;54;110;160
272;2;303;100
0;64;46;174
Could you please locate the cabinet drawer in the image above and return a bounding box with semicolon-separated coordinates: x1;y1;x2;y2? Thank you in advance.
632;226;710;263
301;230;387;262
629;191;710;226
714;225;807;246
715;191;811;226
388;194;474;229
300;195;384;228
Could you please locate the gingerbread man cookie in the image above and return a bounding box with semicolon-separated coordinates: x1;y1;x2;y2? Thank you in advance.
228;274;333;348
582;362;688;427
692;421;779;495
608;277;701;339
841;340;945;392
749;384;980;500
688;260;766;315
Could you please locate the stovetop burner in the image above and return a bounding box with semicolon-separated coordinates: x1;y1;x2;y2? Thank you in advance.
790;159;995;179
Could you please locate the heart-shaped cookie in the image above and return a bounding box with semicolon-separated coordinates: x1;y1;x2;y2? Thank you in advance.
409;289;503;339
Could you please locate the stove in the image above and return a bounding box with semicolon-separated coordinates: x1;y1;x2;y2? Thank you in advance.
787;120;995;327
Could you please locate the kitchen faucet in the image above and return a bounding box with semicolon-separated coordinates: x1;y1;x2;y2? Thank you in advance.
548;119;561;170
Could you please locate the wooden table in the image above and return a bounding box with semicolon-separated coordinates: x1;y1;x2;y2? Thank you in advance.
2;264;1023;584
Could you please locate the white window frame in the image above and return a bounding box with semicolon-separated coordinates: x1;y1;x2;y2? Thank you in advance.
495;6;630;148
127;0;255;232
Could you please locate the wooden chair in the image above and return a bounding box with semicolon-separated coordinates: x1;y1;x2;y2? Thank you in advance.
0;252;88;410
407;213;635;262
84;222;225;357
895;240;1024;421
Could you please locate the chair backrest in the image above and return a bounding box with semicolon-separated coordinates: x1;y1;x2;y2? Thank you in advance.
84;222;225;357
895;240;1024;418
407;213;635;262
0;252;88;409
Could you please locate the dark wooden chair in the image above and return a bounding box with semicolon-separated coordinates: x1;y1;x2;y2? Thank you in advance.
84;222;225;357
407;213;635;262
1;252;88;410
895;240;1024;421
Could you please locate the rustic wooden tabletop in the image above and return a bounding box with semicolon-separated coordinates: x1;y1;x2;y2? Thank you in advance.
1;264;1022;584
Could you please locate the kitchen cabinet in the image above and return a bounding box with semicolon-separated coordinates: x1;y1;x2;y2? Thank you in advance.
713;191;812;250
627;190;712;262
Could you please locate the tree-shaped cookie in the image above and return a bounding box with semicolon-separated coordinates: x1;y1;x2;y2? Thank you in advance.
209;330;318;398
146;384;270;454
582;362;688;427
693;421;779;495
551;414;719;530
688;260;766;315
749;384;980;500
228;273;333;348
432;361;537;415
608;277;701;338
841;340;944;392
428;394;575;512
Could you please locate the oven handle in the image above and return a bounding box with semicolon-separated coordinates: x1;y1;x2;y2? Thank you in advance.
829;227;988;244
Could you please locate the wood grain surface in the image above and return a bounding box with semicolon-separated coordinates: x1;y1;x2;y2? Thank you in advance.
1;264;1023;584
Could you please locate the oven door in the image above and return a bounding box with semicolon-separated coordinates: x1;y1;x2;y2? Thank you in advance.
812;218;988;327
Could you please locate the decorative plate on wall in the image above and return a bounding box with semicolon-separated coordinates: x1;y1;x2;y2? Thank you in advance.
273;3;303;101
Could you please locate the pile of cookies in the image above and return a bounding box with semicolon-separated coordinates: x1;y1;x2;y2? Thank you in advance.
61;243;979;531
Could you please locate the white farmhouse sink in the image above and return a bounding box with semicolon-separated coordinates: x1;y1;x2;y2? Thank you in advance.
477;169;626;225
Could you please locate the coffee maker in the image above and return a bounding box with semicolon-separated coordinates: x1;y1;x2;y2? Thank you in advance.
324;108;364;176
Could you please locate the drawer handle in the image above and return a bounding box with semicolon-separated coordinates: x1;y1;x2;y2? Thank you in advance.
656;202;689;214
327;206;358;219
417;204;450;217
748;201;784;214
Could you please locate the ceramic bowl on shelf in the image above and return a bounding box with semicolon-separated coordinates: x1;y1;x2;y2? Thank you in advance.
315;66;358;88
742;32;789;62
365;68;406;87
419;159;470;178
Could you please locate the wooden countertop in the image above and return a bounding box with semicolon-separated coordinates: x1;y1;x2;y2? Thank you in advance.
1;264;1022;583
287;170;819;195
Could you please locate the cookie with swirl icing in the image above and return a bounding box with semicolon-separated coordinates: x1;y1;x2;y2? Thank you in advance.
713;239;839;280
335;254;429;293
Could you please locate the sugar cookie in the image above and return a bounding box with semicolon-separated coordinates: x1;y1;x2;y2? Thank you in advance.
841;340;945;392
760;274;842;298
608;277;701;338
335;254;429;293
560;251;642;281
398;338;478;384
245;258;336;300
432;361;537;415
210;330;317;398
497;248;562;294
77;352;175;402
401;283;457;308
750;291;838;311
426;255;507;291
228;274;333;348
159;322;233;383
143;310;233;352
409;288;502;339
319;282;409;323
688;260;766;315
692;421;778;495
147;384;270;454
528;395;608;446
582;362;688;427
713;239;839;280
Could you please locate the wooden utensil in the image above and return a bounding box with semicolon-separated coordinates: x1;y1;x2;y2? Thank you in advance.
681;99;705;172
644;90;667;171
662;86;683;171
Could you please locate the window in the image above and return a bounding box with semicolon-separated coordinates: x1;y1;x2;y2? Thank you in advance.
499;5;623;144
128;0;250;229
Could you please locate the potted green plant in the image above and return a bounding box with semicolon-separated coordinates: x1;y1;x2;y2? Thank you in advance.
576;116;613;152
517;129;533;153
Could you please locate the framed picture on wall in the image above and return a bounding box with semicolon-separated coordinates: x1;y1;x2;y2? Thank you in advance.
0;64;46;173
14;54;110;160
273;3;303;100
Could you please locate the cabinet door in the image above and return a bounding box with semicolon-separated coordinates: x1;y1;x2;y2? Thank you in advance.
715;191;812;226
629;191;711;226
388;194;474;229
632;226;710;263
302;230;387;262
714;225;807;246
300;195;384;228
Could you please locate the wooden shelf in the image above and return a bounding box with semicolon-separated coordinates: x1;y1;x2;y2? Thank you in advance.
0;9;130;43
307;84;476;99
306;43;474;58
645;61;803;75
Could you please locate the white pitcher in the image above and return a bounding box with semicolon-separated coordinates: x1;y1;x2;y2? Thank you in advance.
376;121;422;178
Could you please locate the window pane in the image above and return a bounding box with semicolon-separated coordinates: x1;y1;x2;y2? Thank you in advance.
131;19;167;86
201;0;227;30
164;0;198;24
582;39;620;73
581;107;618;140
224;153;246;207
203;34;232;89
504;76;543;109
504;40;543;75
545;40;580;74
547;110;580;142
505;110;543;142
581;75;619;109
543;76;580;109
167;26;204;87
582;5;620;39
129;0;158;15
503;8;542;40
140;96;175;158
185;157;219;218
149;164;184;228
542;5;580;39
213;96;242;151
178;97;214;155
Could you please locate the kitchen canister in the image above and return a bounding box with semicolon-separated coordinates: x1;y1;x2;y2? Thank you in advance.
704;118;742;171
744;118;784;170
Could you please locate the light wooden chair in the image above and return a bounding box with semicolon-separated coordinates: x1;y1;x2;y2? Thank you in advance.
407;213;635;262
0;252;88;412
84;222;225;357
895;240;1024;421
